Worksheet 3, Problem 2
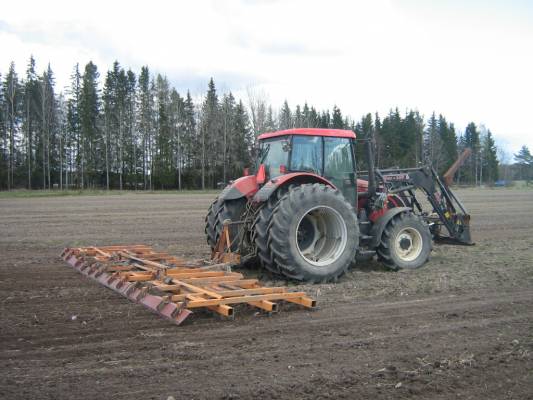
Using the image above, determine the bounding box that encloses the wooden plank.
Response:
[131,262,160,273]
[98,244,150,249]
[163,267,214,274]
[176,276,251,286]
[165,270,233,279]
[211,287,287,297]
[248,300,278,312]
[215,279,260,289]
[165,287,287,301]
[207,304,234,317]
[118,251,169,270]
[93,248,112,258]
[285,296,317,308]
[169,279,224,299]
[186,294,234,317]
[122,272,154,282]
[197,262,234,271]
[186,292,310,307]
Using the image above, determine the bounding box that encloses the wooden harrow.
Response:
[60,243,316,325]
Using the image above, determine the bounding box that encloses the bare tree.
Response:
[246,86,269,141]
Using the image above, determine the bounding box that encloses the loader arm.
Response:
[377,166,474,245]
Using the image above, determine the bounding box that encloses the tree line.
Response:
[0,56,510,191]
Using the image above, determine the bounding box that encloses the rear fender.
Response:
[219,175,259,201]
[369,207,412,249]
[253,172,336,203]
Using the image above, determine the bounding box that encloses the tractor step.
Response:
[357,250,376,257]
[60,245,316,326]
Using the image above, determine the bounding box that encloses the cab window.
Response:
[324,137,354,187]
[257,137,290,178]
[290,136,323,175]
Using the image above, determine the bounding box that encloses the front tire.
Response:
[269,183,359,282]
[377,212,432,270]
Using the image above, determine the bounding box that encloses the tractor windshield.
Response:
[257,136,290,178]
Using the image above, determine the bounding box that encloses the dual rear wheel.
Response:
[205,184,432,282]
[256,183,358,282]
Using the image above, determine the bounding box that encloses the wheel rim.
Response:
[296,206,348,267]
[394,227,423,262]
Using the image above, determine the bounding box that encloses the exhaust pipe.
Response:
[365,138,376,198]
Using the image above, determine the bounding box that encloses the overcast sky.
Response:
[1,0,532,158]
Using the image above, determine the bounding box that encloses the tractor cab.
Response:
[255,128,358,205]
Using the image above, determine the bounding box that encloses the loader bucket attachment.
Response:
[434,213,474,246]
[61,244,316,326]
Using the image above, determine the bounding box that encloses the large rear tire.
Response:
[269,183,359,282]
[376,211,432,270]
[253,188,286,274]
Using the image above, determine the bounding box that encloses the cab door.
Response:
[323,137,357,206]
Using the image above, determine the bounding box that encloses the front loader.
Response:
[205,128,473,283]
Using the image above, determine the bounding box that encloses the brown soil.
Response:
[1,189,532,400]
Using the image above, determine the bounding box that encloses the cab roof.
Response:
[258,128,356,140]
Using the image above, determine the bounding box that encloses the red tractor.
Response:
[205,128,472,283]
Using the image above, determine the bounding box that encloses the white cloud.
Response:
[1,0,532,155]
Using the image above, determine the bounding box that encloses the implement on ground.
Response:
[61,229,316,325]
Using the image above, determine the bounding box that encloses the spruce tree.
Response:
[332,105,343,129]
[79,61,100,187]
[3,62,21,190]
[221,92,236,184]
[182,90,196,186]
[22,56,40,189]
[319,110,330,128]
[66,64,82,188]
[514,145,532,183]
[294,104,303,128]
[39,64,58,189]
[200,78,220,189]
[137,66,152,189]
[481,129,498,183]
[279,100,292,130]
[0,71,4,189]
[102,63,117,189]
[309,106,318,128]
[231,100,252,178]
[153,74,172,188]
[464,122,480,184]
[302,103,310,127]
[264,106,276,132]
